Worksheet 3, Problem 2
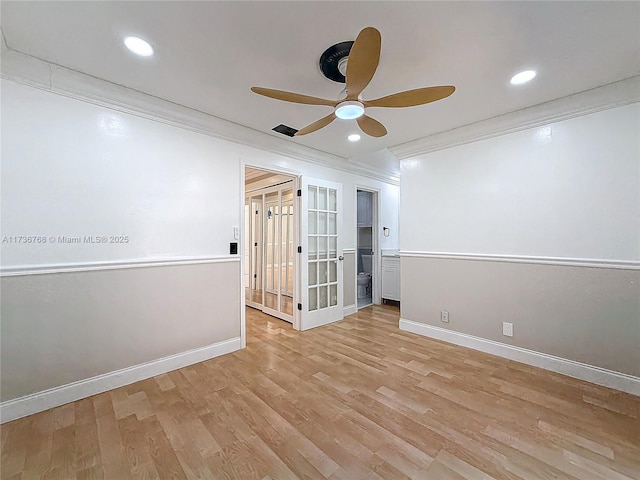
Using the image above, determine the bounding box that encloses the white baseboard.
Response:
[344,304,357,316]
[399,319,640,396]
[0,337,242,423]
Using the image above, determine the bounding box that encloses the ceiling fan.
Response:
[251,27,455,138]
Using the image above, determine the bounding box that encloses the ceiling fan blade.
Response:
[357,114,387,137]
[251,87,337,107]
[295,114,336,136]
[364,86,456,108]
[345,27,381,100]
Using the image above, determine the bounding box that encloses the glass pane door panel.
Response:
[244,203,250,303]
[265,209,274,291]
[329,236,337,258]
[308,262,317,286]
[308,186,317,209]
[308,211,317,234]
[329,189,337,211]
[318,236,327,259]
[266,202,280,294]
[265,292,277,311]
[319,286,328,309]
[319,261,328,284]
[328,213,337,235]
[329,261,337,282]
[281,298,293,316]
[249,196,263,305]
[330,284,337,306]
[308,236,317,259]
[318,212,327,234]
[318,188,327,210]
[309,288,318,311]
[281,199,294,299]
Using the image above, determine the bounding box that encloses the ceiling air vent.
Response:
[272,124,298,137]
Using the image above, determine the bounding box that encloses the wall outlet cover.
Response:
[441,310,449,323]
[503,322,513,337]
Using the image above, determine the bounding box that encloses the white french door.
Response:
[300,177,343,330]
[245,182,295,323]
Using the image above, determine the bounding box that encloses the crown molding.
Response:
[6,38,633,184]
[390,76,640,160]
[347,156,400,184]
[0,44,399,185]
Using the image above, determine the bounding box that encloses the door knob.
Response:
[338,256,344,261]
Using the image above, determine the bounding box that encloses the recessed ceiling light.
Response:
[510,70,536,85]
[335,101,365,120]
[347,134,361,142]
[124,36,154,57]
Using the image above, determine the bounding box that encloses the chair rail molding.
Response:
[399,251,640,270]
[0,255,241,277]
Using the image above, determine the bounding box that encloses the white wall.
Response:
[399,103,640,385]
[1,80,399,267]
[2,81,241,265]
[0,77,399,420]
[401,104,639,260]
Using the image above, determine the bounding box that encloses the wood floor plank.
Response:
[0,418,31,478]
[2,304,639,479]
[144,417,188,480]
[95,403,130,480]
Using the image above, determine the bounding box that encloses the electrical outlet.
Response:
[503,322,513,337]
[441,310,449,323]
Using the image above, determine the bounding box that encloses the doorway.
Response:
[356,189,377,309]
[245,167,296,323]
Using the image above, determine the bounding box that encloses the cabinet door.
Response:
[382,264,400,301]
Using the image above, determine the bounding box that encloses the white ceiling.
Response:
[2,1,639,164]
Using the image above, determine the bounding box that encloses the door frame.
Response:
[240,161,303,343]
[354,185,381,307]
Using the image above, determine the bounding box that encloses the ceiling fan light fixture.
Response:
[510,70,536,85]
[250,26,456,137]
[124,36,154,57]
[335,100,365,120]
[347,134,361,142]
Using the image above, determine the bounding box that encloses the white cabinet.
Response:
[382,256,400,301]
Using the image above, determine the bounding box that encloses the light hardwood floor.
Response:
[1,305,639,479]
